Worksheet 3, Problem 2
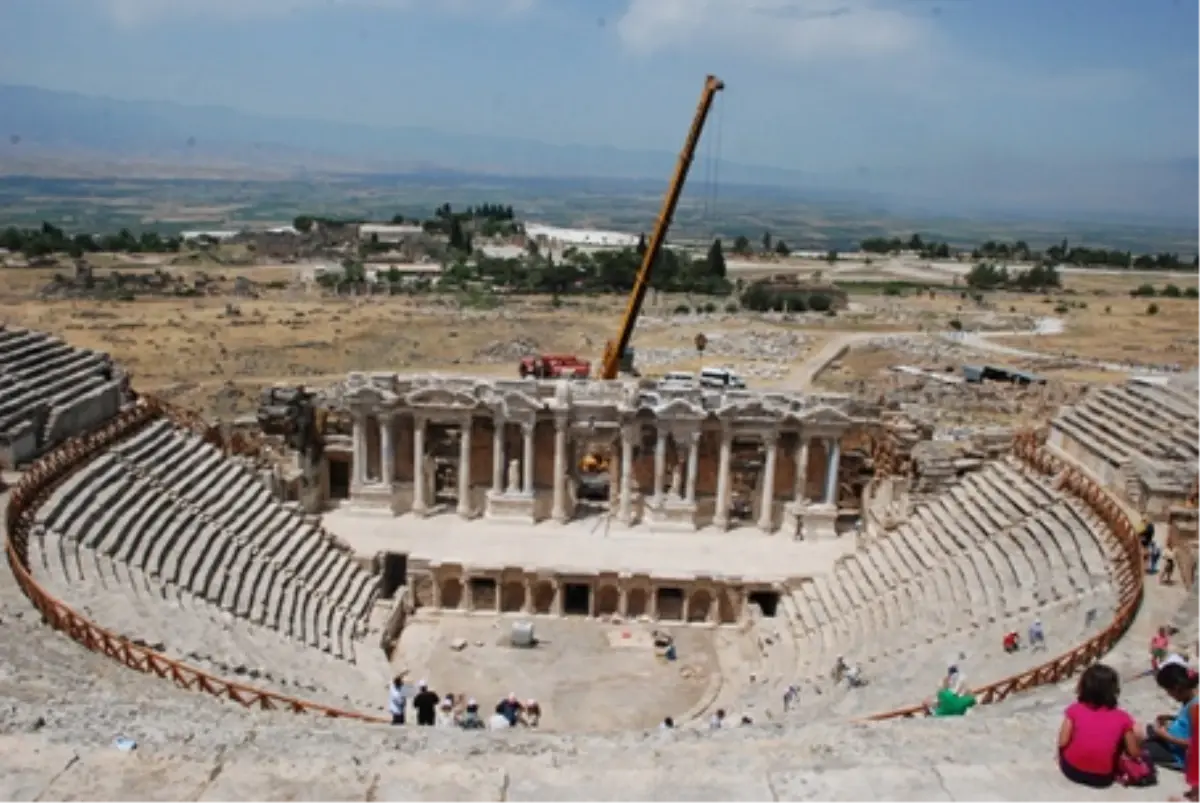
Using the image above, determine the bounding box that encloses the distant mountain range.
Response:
[0,83,1195,225]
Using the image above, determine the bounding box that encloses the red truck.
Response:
[518,354,591,379]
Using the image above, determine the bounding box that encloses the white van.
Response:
[699,367,746,389]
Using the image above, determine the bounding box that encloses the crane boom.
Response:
[598,74,724,380]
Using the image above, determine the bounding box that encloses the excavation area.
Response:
[392,615,722,732]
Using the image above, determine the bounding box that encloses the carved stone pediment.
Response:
[405,387,480,411]
[799,404,852,428]
[489,390,544,420]
[653,397,707,421]
[345,384,390,408]
[717,399,782,423]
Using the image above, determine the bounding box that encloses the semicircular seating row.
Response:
[29,417,391,714]
[702,456,1119,723]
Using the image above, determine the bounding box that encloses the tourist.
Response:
[1152,627,1173,671]
[832,656,848,684]
[783,684,799,712]
[1029,617,1046,651]
[412,680,439,727]
[457,699,485,730]
[497,693,524,727]
[925,686,976,718]
[1142,521,1157,550]
[436,697,455,728]
[1003,631,1020,654]
[1162,545,1177,585]
[844,661,865,688]
[945,665,967,695]
[522,699,542,727]
[388,675,408,726]
[1144,663,1199,772]
[661,716,675,730]
[709,709,726,730]
[1150,542,1164,575]
[1058,663,1142,789]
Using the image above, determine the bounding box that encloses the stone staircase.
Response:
[26,418,390,713]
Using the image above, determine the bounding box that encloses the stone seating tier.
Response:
[34,420,378,657]
[715,458,1118,723]
[27,529,391,714]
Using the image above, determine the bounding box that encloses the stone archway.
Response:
[595,585,620,617]
[626,587,648,619]
[716,589,737,625]
[532,580,555,614]
[441,576,463,610]
[687,589,712,623]
[500,581,525,613]
[412,574,434,608]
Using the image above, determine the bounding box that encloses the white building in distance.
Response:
[525,224,639,249]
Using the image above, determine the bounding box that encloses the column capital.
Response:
[520,418,537,436]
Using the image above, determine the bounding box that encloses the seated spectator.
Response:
[927,686,976,718]
[709,709,726,730]
[1028,618,1046,651]
[456,699,485,730]
[1145,663,1199,771]
[1003,631,1020,653]
[1058,663,1141,789]
[660,716,675,730]
[496,693,524,727]
[1163,546,1178,585]
[436,697,455,728]
[522,699,542,728]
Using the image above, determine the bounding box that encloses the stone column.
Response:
[522,421,535,496]
[351,412,366,489]
[380,412,394,487]
[824,436,842,505]
[412,415,428,514]
[552,414,568,522]
[457,416,472,517]
[521,577,534,614]
[685,431,700,504]
[618,426,635,523]
[491,418,505,494]
[713,427,733,530]
[758,431,778,532]
[652,428,667,501]
[794,435,810,503]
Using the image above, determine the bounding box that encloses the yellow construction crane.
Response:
[596,74,725,380]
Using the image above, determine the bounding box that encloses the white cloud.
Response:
[615,0,934,63]
[102,0,534,27]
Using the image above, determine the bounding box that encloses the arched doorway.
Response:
[688,589,712,623]
[440,576,463,610]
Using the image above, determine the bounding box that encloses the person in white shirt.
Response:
[388,675,408,726]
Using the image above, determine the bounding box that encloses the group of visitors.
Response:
[1002,617,1048,655]
[1142,521,1178,585]
[388,675,543,730]
[1057,661,1197,798]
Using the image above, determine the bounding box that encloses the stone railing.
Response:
[3,400,385,724]
[866,427,1144,720]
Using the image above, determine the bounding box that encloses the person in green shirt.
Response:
[931,686,977,717]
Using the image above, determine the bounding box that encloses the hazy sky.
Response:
[0,0,1196,182]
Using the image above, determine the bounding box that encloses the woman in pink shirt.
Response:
[1059,663,1142,788]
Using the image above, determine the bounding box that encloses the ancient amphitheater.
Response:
[0,322,1197,800]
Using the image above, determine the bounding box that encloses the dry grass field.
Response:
[1,258,1195,418]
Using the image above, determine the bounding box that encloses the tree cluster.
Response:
[740,282,836,313]
[859,234,951,258]
[965,262,1061,292]
[0,222,182,258]
[456,241,731,296]
[1130,283,1199,299]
